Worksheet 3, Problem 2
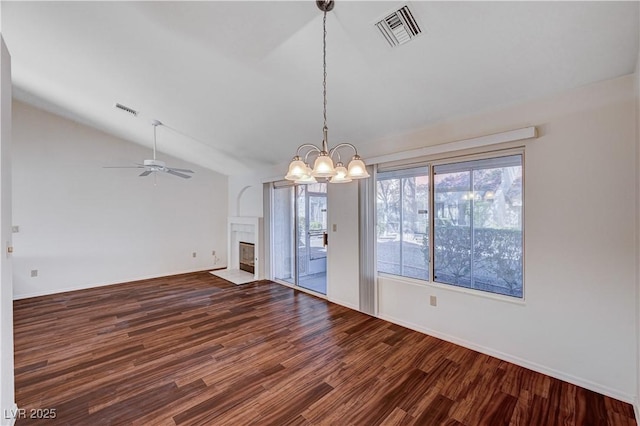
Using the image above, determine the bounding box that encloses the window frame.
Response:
[376,147,526,301]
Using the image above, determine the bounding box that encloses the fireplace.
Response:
[239,242,255,274]
[226,216,263,282]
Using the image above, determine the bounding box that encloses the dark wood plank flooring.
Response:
[13,272,637,425]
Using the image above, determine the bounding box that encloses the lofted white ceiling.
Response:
[2,1,638,176]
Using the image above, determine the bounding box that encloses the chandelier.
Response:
[285,0,370,184]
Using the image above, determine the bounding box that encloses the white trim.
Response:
[634,400,639,424]
[12,267,216,300]
[327,297,359,311]
[3,403,18,426]
[367,127,537,165]
[377,312,636,404]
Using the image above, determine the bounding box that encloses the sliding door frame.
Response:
[268,181,328,298]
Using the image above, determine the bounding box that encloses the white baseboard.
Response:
[2,403,18,426]
[377,313,636,404]
[13,267,214,300]
[327,297,359,312]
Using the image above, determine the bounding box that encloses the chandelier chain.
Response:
[284,1,370,182]
[322,9,328,136]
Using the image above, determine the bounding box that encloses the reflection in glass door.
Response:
[272,185,295,285]
[272,182,327,295]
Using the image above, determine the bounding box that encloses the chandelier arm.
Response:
[295,144,322,158]
[304,149,320,165]
[329,143,358,160]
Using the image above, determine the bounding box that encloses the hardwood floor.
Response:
[13,272,636,425]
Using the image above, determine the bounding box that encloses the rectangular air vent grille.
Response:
[115,103,138,116]
[375,5,422,47]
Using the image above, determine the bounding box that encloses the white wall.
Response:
[228,171,265,218]
[12,101,228,299]
[0,35,15,426]
[326,182,360,310]
[232,75,639,403]
[377,75,637,402]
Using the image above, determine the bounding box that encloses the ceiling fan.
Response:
[105,119,194,179]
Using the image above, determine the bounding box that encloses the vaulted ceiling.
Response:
[2,1,638,176]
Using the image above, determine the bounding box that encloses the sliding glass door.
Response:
[297,184,327,293]
[271,182,327,294]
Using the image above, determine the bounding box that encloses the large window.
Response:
[376,153,524,298]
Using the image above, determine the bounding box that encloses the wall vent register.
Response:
[114,102,138,117]
[375,5,422,47]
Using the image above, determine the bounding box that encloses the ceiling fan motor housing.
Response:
[143,159,166,169]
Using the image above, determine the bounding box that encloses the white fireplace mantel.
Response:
[227,216,263,282]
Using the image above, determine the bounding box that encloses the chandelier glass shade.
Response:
[312,152,335,178]
[284,159,307,181]
[284,0,369,184]
[330,162,351,183]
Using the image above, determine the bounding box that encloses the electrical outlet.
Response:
[31,269,38,278]
[11,226,19,233]
[429,295,437,307]
[212,250,216,256]
[192,252,197,258]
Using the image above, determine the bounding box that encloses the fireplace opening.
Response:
[239,242,255,274]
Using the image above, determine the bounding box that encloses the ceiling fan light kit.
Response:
[284,0,369,184]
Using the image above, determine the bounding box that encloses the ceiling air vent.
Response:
[375,5,422,47]
[115,103,138,117]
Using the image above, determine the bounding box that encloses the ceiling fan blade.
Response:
[167,168,194,173]
[103,166,145,169]
[166,170,192,179]
[139,170,153,177]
